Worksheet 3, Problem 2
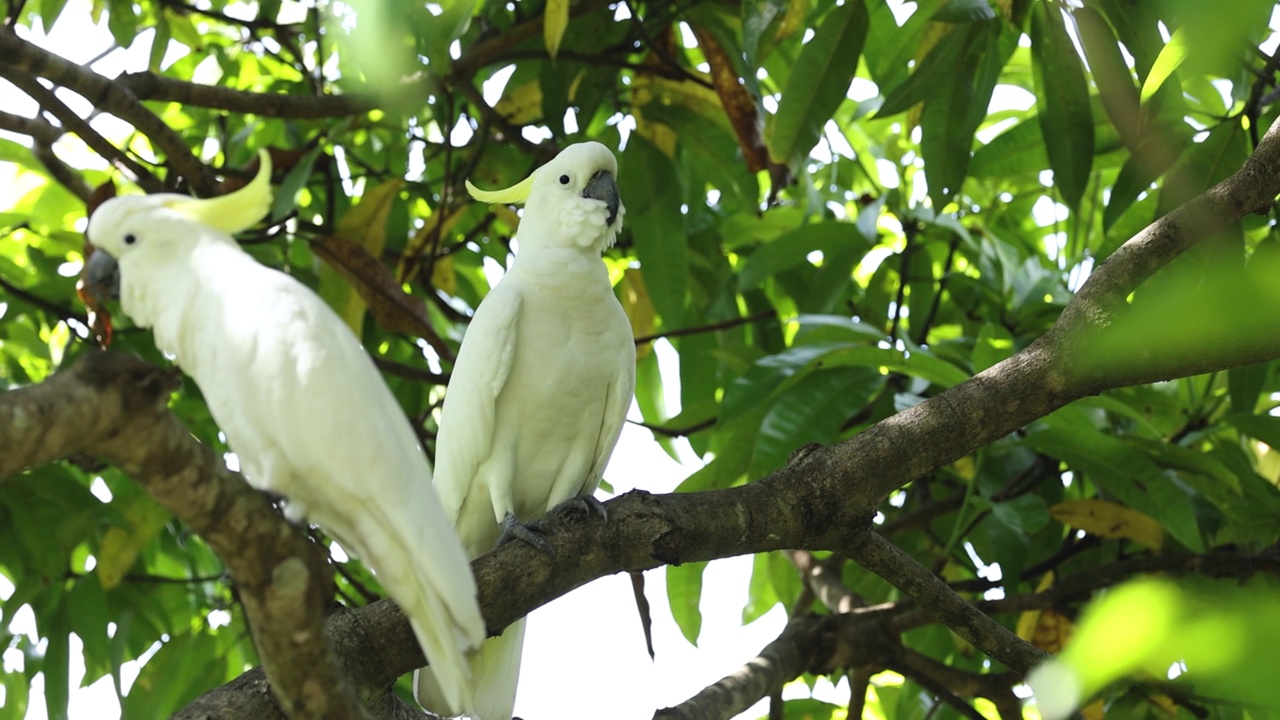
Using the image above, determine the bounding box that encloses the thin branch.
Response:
[0,68,160,190]
[0,26,217,193]
[652,616,833,720]
[373,357,448,385]
[844,530,1047,675]
[626,416,716,437]
[0,272,85,323]
[635,311,777,345]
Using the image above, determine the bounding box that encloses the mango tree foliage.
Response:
[1,0,1279,719]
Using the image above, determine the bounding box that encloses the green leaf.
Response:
[42,593,71,720]
[742,0,786,72]
[933,0,995,22]
[270,146,322,222]
[991,494,1050,535]
[666,562,706,646]
[1147,474,1204,552]
[1030,1,1094,212]
[1140,27,1190,104]
[105,0,139,47]
[720,342,854,421]
[148,15,172,72]
[1022,426,1161,516]
[750,367,882,475]
[973,321,1014,372]
[1226,414,1280,448]
[768,0,869,164]
[120,631,226,718]
[40,0,73,31]
[876,24,970,118]
[1228,364,1269,414]
[743,552,782,623]
[920,22,1006,210]
[738,222,871,290]
[621,136,688,326]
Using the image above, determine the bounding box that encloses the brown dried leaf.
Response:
[692,26,769,173]
[309,234,452,360]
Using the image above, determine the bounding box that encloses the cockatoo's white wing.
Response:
[430,280,522,552]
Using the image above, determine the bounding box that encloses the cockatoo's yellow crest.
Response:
[165,149,273,233]
[466,173,535,206]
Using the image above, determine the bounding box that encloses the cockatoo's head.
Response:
[83,150,274,309]
[466,141,624,253]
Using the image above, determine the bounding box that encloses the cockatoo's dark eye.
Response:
[558,174,570,186]
[124,234,137,245]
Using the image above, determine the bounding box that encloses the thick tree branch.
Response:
[115,71,377,118]
[0,26,216,193]
[0,352,369,720]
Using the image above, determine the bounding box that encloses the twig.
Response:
[0,273,85,323]
[845,530,1047,675]
[626,416,715,437]
[634,311,777,345]
[373,357,448,385]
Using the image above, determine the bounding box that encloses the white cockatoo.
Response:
[414,141,636,720]
[81,151,486,713]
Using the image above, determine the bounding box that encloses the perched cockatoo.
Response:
[81,151,486,713]
[414,141,636,719]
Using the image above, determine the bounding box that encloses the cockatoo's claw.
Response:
[497,512,555,557]
[549,494,608,523]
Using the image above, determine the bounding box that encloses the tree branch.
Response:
[652,616,840,720]
[845,531,1047,674]
[0,26,217,193]
[115,71,378,119]
[0,351,370,720]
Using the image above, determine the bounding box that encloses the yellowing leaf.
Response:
[492,203,522,233]
[1050,498,1165,551]
[1028,609,1074,653]
[621,268,656,361]
[431,254,457,297]
[544,0,569,59]
[1081,699,1106,720]
[97,493,171,590]
[774,0,809,43]
[1017,571,1056,641]
[397,204,465,283]
[320,179,402,335]
[495,80,543,124]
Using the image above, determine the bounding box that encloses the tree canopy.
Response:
[3,0,1280,719]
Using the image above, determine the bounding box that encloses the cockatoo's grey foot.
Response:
[549,494,608,523]
[497,512,555,556]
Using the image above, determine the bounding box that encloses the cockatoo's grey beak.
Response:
[583,171,620,227]
[85,248,121,301]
